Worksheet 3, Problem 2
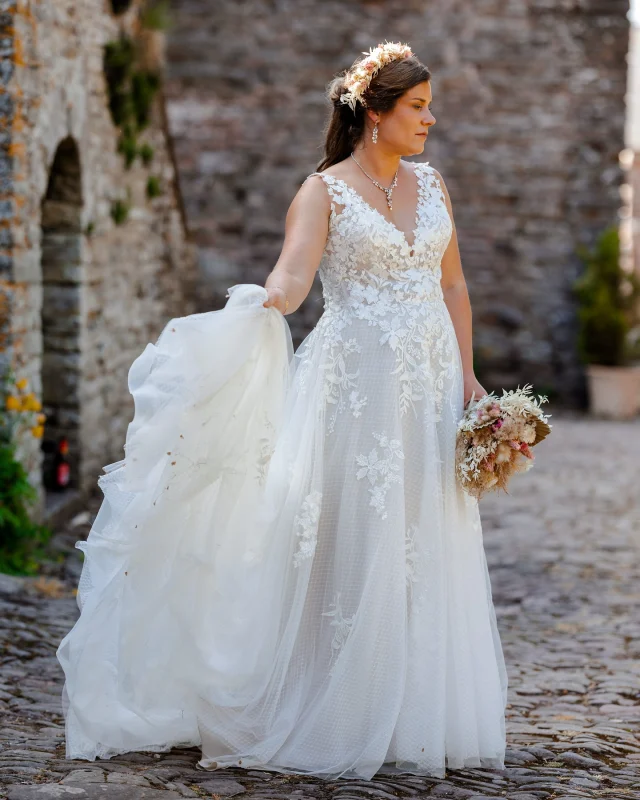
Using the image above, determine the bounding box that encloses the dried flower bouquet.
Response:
[455,384,552,499]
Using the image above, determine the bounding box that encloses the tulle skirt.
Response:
[56,283,508,780]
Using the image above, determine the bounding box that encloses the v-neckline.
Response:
[326,162,428,255]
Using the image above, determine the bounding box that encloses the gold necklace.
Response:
[350,153,400,210]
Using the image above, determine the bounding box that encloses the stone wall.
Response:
[0,0,198,514]
[164,0,630,406]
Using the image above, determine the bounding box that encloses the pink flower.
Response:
[508,440,521,450]
[520,443,533,458]
[492,419,503,430]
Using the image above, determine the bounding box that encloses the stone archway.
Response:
[40,137,83,500]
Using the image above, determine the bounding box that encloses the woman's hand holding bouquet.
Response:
[463,372,488,409]
[456,383,552,499]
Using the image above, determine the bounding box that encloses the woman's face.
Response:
[373,80,436,155]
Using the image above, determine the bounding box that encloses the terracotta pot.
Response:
[585,364,640,419]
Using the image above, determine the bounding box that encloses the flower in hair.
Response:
[340,41,414,114]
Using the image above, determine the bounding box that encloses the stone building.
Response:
[0,0,197,520]
[164,0,631,407]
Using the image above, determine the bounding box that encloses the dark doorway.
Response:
[40,137,83,510]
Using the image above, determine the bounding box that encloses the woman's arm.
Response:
[263,175,331,315]
[432,169,487,405]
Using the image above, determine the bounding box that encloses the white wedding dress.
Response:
[56,160,508,781]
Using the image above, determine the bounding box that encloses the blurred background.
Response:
[0,0,638,526]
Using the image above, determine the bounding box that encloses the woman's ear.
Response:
[365,109,380,126]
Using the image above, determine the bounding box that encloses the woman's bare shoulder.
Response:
[297,159,356,215]
[303,157,353,185]
[290,168,336,223]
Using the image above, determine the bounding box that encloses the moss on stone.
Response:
[104,34,161,166]
[138,142,155,167]
[111,197,131,225]
[146,175,162,199]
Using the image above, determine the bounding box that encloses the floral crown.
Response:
[340,41,414,114]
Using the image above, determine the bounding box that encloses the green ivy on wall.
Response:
[104,34,160,171]
[146,175,162,199]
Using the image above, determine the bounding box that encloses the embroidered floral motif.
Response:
[355,432,405,520]
[405,522,420,596]
[255,413,276,486]
[292,489,323,567]
[349,390,367,417]
[322,591,355,672]
[321,336,368,433]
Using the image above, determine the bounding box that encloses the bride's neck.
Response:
[351,146,403,183]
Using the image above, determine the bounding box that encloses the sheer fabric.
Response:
[56,161,508,781]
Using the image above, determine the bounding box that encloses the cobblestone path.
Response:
[1,412,639,799]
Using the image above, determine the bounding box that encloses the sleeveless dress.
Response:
[56,160,508,781]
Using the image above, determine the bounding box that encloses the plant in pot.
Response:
[572,225,640,419]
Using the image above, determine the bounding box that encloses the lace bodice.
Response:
[296,162,459,431]
[304,162,452,315]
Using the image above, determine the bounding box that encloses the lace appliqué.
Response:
[406,525,435,619]
[255,413,276,486]
[321,335,368,434]
[355,432,404,520]
[292,320,368,434]
[322,591,355,673]
[349,390,367,417]
[405,522,420,597]
[347,277,456,418]
[292,489,323,567]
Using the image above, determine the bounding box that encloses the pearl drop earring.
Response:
[372,121,378,144]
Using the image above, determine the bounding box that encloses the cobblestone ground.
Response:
[1,412,639,800]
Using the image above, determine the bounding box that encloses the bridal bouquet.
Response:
[455,384,552,499]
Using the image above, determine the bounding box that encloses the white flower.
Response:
[341,42,414,113]
[349,390,367,417]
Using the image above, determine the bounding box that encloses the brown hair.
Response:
[316,54,431,172]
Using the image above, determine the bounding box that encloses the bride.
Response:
[56,41,508,781]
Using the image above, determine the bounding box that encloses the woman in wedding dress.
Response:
[56,42,508,781]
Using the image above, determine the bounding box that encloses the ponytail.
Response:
[316,75,366,172]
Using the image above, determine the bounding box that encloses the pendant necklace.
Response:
[350,152,400,210]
